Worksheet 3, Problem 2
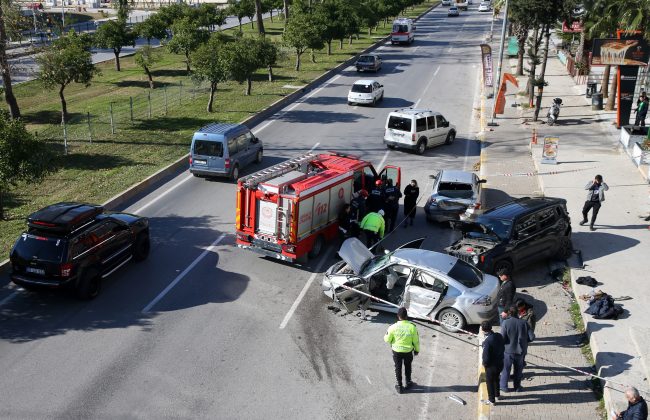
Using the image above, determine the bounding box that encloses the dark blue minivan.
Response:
[189,123,263,181]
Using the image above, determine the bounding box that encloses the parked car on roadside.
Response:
[355,54,382,72]
[189,122,263,181]
[9,202,150,299]
[322,238,499,331]
[445,197,573,275]
[425,170,486,223]
[348,79,384,106]
[384,109,456,154]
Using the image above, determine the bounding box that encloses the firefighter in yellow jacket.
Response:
[384,307,420,394]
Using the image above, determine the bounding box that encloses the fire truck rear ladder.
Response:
[240,152,317,188]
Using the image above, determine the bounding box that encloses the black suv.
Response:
[445,197,572,274]
[9,202,150,299]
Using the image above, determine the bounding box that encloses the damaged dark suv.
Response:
[445,197,572,274]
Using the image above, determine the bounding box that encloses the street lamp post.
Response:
[490,0,510,123]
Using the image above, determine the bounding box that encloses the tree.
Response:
[93,18,136,71]
[156,3,190,28]
[191,34,228,113]
[36,31,98,123]
[195,4,228,31]
[221,36,263,96]
[257,38,278,81]
[358,1,380,35]
[313,0,345,55]
[0,112,51,219]
[283,10,324,70]
[135,14,168,44]
[114,0,130,21]
[254,0,265,35]
[166,17,209,73]
[228,0,255,32]
[134,45,159,89]
[283,0,290,23]
[336,1,359,47]
[0,1,21,118]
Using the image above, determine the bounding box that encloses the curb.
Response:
[0,2,438,278]
[477,334,490,420]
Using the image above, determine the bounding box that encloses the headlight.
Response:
[472,255,479,264]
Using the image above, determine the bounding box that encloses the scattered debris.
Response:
[448,394,466,405]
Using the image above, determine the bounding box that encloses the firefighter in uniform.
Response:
[384,307,420,394]
[384,179,402,232]
[367,180,386,213]
[360,209,385,248]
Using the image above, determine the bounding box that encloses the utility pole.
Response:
[490,0,510,123]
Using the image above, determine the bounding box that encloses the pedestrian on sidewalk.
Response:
[481,321,505,406]
[612,386,647,419]
[496,269,516,327]
[403,179,419,228]
[499,306,531,393]
[635,93,648,127]
[516,298,537,368]
[384,307,420,394]
[581,175,609,231]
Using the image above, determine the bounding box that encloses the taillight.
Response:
[60,263,73,277]
[411,133,416,142]
[225,158,231,169]
[189,156,193,165]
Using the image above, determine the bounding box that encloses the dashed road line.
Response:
[134,174,193,214]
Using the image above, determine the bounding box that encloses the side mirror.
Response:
[429,174,437,179]
[252,136,259,143]
[379,84,384,88]
[478,179,487,184]
[444,121,450,127]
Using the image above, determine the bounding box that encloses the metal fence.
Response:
[36,79,211,152]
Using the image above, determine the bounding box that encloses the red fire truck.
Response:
[235,152,401,263]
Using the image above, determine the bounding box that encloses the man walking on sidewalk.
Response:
[482,321,505,406]
[384,307,420,394]
[581,174,609,231]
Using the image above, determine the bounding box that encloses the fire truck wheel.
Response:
[308,235,325,259]
[230,165,239,182]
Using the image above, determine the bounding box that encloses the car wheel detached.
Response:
[438,308,466,332]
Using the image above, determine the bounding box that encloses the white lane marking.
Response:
[414,99,421,108]
[414,66,440,108]
[309,142,320,152]
[433,66,441,77]
[0,290,20,308]
[366,376,372,385]
[447,46,453,53]
[133,173,193,214]
[141,233,226,313]
[255,120,274,133]
[279,248,332,329]
[305,74,342,100]
[377,149,390,170]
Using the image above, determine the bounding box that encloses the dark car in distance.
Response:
[355,54,382,72]
[9,202,150,299]
[445,197,572,274]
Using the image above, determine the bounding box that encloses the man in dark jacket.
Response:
[481,321,505,405]
[613,387,647,419]
[384,179,402,232]
[499,306,532,392]
[367,180,386,213]
[496,270,516,327]
[516,298,537,368]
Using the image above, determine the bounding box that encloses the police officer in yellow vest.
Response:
[384,307,420,394]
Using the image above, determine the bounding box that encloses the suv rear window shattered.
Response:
[388,116,412,132]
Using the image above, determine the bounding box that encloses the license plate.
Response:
[194,159,207,165]
[26,267,45,275]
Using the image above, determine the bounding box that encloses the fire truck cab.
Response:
[235,152,400,263]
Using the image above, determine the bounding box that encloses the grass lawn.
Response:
[1,1,437,257]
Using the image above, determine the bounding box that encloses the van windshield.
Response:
[351,84,372,93]
[194,140,223,157]
[388,116,412,132]
[393,24,409,33]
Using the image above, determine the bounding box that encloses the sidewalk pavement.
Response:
[476,52,602,419]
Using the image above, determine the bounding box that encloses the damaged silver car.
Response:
[321,238,499,331]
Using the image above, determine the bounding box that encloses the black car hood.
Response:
[450,220,498,238]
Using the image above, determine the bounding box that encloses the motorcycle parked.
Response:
[547,97,563,126]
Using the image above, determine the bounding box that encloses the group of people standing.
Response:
[337,178,420,250]
[482,270,537,406]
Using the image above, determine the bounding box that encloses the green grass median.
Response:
[1,1,437,257]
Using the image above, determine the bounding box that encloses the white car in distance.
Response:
[347,80,384,106]
[478,2,491,12]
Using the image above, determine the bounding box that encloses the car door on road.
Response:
[403,270,446,318]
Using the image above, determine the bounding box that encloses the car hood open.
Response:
[338,238,374,275]
[451,220,498,238]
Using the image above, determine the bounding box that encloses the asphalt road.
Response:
[0,5,493,419]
